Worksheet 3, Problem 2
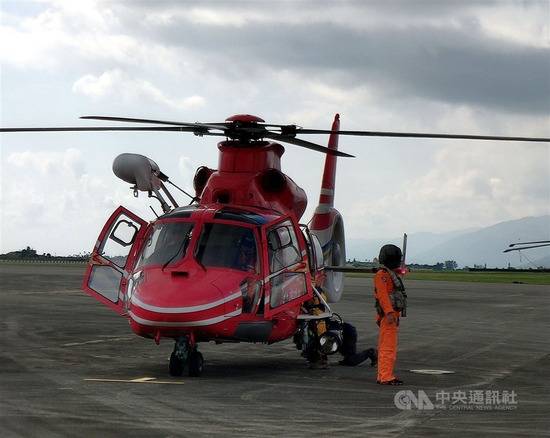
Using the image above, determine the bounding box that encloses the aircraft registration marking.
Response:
[84,377,185,385]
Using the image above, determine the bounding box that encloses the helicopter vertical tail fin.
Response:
[318,113,340,208]
[310,114,346,303]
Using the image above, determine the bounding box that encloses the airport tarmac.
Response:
[1,263,549,437]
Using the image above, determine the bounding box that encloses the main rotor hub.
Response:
[225,114,265,123]
[224,114,267,142]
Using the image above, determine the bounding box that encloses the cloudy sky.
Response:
[1,0,549,255]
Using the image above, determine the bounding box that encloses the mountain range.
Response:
[346,215,550,268]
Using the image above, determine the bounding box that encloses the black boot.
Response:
[366,348,377,367]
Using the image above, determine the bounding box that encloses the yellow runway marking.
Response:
[84,377,185,385]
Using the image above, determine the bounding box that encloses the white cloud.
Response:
[174,155,196,198]
[346,143,550,238]
[72,70,121,98]
[178,155,194,178]
[1,148,153,255]
[136,1,549,49]
[476,2,550,48]
[1,0,549,255]
[31,0,119,32]
[72,69,205,109]
[188,8,256,27]
[0,14,64,69]
[0,1,187,72]
[7,147,84,176]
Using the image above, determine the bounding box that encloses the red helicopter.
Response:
[84,113,350,377]
[2,114,548,376]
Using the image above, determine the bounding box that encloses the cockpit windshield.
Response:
[135,221,193,270]
[196,223,258,272]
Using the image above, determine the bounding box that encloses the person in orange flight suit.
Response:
[374,244,407,385]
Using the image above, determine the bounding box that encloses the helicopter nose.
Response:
[127,272,242,329]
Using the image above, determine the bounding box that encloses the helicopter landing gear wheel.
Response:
[188,349,204,377]
[169,336,190,377]
[169,351,185,377]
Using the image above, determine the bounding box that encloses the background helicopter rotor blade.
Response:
[294,128,550,143]
[503,243,550,253]
[264,132,354,157]
[0,126,221,133]
[325,266,376,273]
[508,240,550,247]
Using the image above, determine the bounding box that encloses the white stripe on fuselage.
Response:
[130,290,241,314]
[314,204,332,214]
[128,308,242,327]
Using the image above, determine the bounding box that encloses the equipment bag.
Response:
[376,266,408,317]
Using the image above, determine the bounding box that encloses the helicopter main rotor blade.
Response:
[81,115,227,131]
[0,126,223,133]
[263,132,354,157]
[295,129,550,143]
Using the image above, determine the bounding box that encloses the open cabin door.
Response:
[263,219,313,319]
[82,206,147,315]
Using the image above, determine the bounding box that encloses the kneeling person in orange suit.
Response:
[374,244,407,385]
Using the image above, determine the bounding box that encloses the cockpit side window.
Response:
[196,223,258,272]
[267,220,301,273]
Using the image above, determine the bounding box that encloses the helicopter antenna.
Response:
[149,205,160,218]
[149,190,171,213]
[166,179,197,203]
[159,181,179,209]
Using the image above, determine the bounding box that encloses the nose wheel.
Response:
[169,351,185,377]
[188,350,204,377]
[169,336,204,377]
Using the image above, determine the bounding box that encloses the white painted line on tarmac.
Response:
[63,336,134,347]
[409,369,455,375]
[130,377,156,382]
[84,377,185,385]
